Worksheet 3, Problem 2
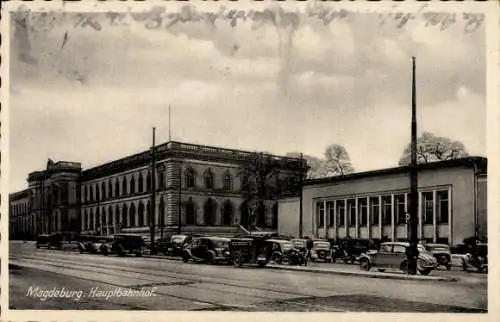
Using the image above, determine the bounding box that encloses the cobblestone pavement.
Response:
[9,242,487,312]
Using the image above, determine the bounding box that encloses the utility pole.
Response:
[299,153,304,238]
[408,57,419,275]
[150,127,157,255]
[178,161,182,234]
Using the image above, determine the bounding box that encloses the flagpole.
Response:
[169,105,172,141]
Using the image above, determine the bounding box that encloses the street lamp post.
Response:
[408,57,419,275]
[299,153,304,238]
[150,127,157,255]
[178,161,182,234]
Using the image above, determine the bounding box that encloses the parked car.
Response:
[100,234,145,257]
[269,239,306,266]
[423,243,452,270]
[229,236,270,268]
[182,236,231,264]
[160,235,193,257]
[461,242,488,273]
[310,240,332,262]
[78,236,113,254]
[359,242,438,275]
[36,234,51,249]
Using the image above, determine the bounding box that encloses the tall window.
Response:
[347,199,356,227]
[185,199,195,225]
[271,203,278,229]
[115,180,120,197]
[122,177,128,196]
[146,201,151,227]
[101,182,106,200]
[223,200,234,226]
[89,208,94,230]
[96,185,100,202]
[138,202,144,227]
[185,168,195,188]
[337,200,345,226]
[108,206,113,225]
[204,198,216,225]
[122,204,128,227]
[84,186,88,202]
[159,198,165,228]
[204,169,214,189]
[146,172,152,192]
[138,174,144,193]
[89,185,94,202]
[382,196,392,225]
[129,203,136,227]
[223,172,233,191]
[108,181,112,199]
[423,192,434,224]
[115,205,120,227]
[130,176,136,194]
[159,171,165,189]
[370,197,380,225]
[394,194,406,224]
[327,201,334,227]
[317,202,325,227]
[83,210,88,230]
[437,190,449,224]
[359,198,368,227]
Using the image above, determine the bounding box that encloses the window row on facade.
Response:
[82,168,236,203]
[316,189,450,228]
[11,202,30,216]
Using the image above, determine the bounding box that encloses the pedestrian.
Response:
[306,236,314,262]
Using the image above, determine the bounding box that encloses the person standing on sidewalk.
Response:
[306,236,314,263]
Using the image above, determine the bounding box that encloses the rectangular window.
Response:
[359,198,368,227]
[317,202,325,227]
[437,190,449,224]
[347,199,356,227]
[370,197,380,225]
[423,192,434,224]
[394,194,406,225]
[382,196,392,225]
[337,200,345,227]
[327,201,334,227]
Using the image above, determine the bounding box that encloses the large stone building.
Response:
[278,157,487,246]
[10,141,303,239]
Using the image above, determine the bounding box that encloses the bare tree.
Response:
[323,144,355,176]
[398,132,469,166]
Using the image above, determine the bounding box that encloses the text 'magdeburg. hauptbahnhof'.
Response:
[9,140,487,246]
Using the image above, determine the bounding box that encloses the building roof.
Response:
[304,156,487,186]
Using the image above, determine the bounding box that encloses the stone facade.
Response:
[10,141,303,239]
[278,157,487,246]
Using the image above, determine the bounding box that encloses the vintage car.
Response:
[291,239,307,253]
[161,235,194,257]
[182,236,231,264]
[229,236,270,268]
[310,240,333,262]
[269,239,307,266]
[78,236,113,254]
[461,242,488,273]
[423,243,452,270]
[40,233,64,249]
[36,234,51,249]
[100,234,145,257]
[359,242,438,275]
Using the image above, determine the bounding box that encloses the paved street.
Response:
[9,241,487,312]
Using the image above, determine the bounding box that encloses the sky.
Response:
[8,3,487,192]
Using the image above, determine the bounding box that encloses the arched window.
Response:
[122,177,128,196]
[158,171,165,189]
[204,169,214,189]
[223,172,233,191]
[83,209,88,230]
[84,186,88,202]
[101,182,106,200]
[115,205,120,226]
[130,175,136,194]
[89,208,94,230]
[115,180,120,197]
[146,172,152,192]
[108,181,112,199]
[96,185,100,202]
[185,168,195,188]
[108,206,113,225]
[122,204,128,227]
[257,202,266,227]
[185,198,195,226]
[138,173,144,193]
[203,198,216,226]
[159,198,165,228]
[129,203,136,227]
[146,201,151,227]
[89,185,94,202]
[138,202,144,227]
[101,208,105,229]
[240,201,249,228]
[271,203,278,229]
[223,200,234,226]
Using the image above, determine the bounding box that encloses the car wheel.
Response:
[233,253,242,268]
[419,269,431,276]
[377,268,386,272]
[182,253,190,263]
[207,251,216,265]
[462,260,468,272]
[272,254,282,265]
[360,258,371,271]
[400,261,409,274]
[446,264,452,271]
[258,261,266,268]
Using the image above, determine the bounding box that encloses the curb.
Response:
[266,265,458,282]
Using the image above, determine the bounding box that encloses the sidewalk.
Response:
[266,264,458,282]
